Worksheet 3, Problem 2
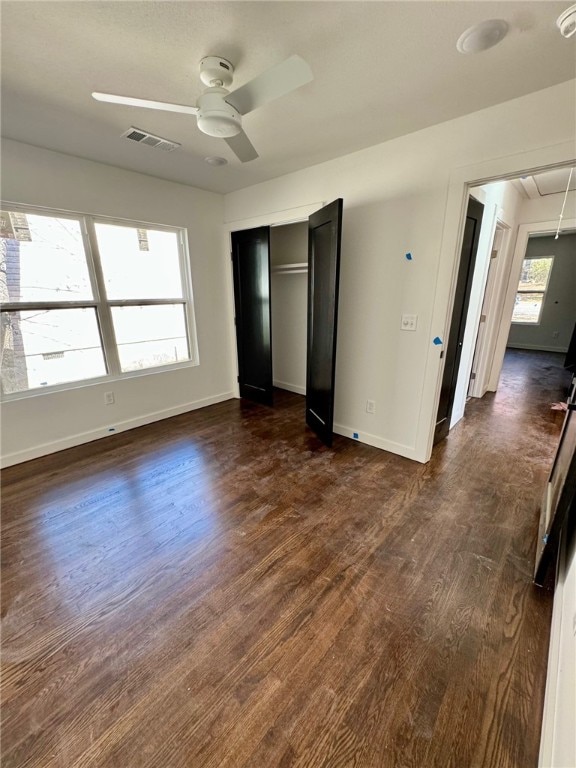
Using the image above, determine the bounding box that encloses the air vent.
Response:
[121,126,180,152]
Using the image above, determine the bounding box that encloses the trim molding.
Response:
[1,391,235,468]
[333,423,422,463]
[506,343,569,354]
[273,380,306,396]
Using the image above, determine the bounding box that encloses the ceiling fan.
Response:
[92,55,313,163]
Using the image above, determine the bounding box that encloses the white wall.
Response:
[224,81,576,462]
[539,516,576,768]
[1,139,233,466]
[270,223,308,394]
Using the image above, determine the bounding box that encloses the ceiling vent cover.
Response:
[121,126,180,152]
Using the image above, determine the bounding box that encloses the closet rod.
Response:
[272,262,308,274]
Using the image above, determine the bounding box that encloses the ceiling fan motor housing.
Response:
[199,56,234,88]
[197,87,242,138]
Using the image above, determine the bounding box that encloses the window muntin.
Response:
[1,205,196,398]
[511,256,554,325]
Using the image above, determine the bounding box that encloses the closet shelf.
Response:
[272,262,308,274]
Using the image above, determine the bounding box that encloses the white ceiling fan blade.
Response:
[92,92,198,115]
[225,55,312,116]
[224,131,259,163]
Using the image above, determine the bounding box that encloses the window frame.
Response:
[510,254,554,326]
[1,202,199,401]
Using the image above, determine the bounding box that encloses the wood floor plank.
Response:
[1,350,570,767]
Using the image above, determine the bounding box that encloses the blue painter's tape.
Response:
[405,252,413,261]
[433,336,443,346]
[353,432,359,440]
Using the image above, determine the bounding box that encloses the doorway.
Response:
[433,163,576,448]
[230,199,343,446]
[434,195,484,444]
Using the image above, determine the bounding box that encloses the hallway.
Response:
[1,349,570,767]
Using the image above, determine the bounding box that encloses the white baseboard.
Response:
[333,423,423,463]
[273,380,306,396]
[1,391,235,468]
[507,343,568,353]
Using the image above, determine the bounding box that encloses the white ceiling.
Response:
[2,1,575,194]
[513,167,576,198]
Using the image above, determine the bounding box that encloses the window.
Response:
[1,206,197,397]
[511,255,554,325]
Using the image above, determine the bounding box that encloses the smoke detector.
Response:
[456,19,509,54]
[557,4,576,38]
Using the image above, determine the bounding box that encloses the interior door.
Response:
[434,196,484,444]
[306,199,343,446]
[231,226,273,406]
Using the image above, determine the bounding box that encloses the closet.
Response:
[231,199,343,445]
[269,222,308,396]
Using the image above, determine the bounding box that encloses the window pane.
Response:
[0,211,92,302]
[111,304,189,372]
[94,223,184,300]
[517,257,553,292]
[1,308,106,394]
[511,292,544,324]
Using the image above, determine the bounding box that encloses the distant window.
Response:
[1,206,197,397]
[511,256,554,325]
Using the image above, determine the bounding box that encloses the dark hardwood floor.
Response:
[1,349,571,767]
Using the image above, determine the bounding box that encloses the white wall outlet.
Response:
[401,314,418,331]
[366,399,376,414]
[104,391,115,405]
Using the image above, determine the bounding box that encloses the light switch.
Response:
[401,314,418,331]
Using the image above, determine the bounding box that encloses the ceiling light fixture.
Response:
[204,156,228,166]
[557,3,576,37]
[456,19,509,54]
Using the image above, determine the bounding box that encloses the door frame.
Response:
[225,202,325,398]
[419,141,575,462]
[467,219,511,399]
[434,195,485,444]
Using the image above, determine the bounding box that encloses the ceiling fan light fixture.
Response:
[456,19,509,54]
[197,113,242,138]
[197,87,242,138]
[91,54,312,163]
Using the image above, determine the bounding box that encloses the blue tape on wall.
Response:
[433,336,443,345]
[405,252,413,261]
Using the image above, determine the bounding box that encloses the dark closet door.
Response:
[306,199,343,446]
[231,226,273,406]
[434,196,484,444]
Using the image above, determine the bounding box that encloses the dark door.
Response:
[306,199,343,446]
[434,196,484,444]
[231,226,273,406]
